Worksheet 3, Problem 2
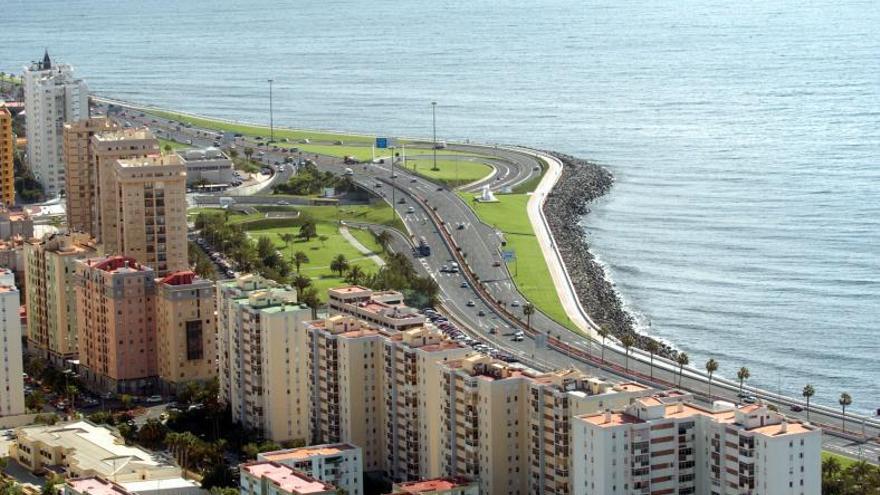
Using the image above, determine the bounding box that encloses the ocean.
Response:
[3,0,878,413]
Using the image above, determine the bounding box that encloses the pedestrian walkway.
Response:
[339,226,385,267]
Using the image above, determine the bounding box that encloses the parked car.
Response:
[145,395,163,404]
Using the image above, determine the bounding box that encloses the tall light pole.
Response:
[390,146,396,224]
[268,79,275,143]
[431,101,438,171]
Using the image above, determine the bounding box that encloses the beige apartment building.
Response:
[75,256,158,394]
[387,478,479,495]
[437,356,656,495]
[109,155,188,276]
[155,271,216,394]
[62,117,116,233]
[217,274,311,442]
[572,397,821,495]
[23,233,97,365]
[91,128,159,245]
[0,102,14,207]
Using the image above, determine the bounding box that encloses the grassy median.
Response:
[458,193,577,332]
[404,158,493,187]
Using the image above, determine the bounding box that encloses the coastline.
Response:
[542,152,678,360]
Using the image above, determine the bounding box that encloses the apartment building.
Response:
[74,256,157,394]
[62,117,116,233]
[23,232,97,365]
[381,326,472,480]
[240,461,337,495]
[22,52,89,196]
[387,478,479,495]
[109,155,188,276]
[0,276,24,417]
[90,128,159,245]
[572,396,821,495]
[65,476,203,495]
[327,286,425,331]
[0,101,14,206]
[0,208,33,240]
[11,420,183,482]
[436,355,657,495]
[217,274,311,442]
[155,271,216,394]
[258,444,363,495]
[305,315,385,471]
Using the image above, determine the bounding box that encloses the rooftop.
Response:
[66,477,133,495]
[85,256,151,275]
[93,129,155,142]
[242,462,334,495]
[259,443,359,463]
[392,478,475,494]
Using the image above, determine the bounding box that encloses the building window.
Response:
[186,320,204,360]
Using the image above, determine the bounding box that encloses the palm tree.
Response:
[522,303,535,333]
[737,367,750,399]
[676,352,689,387]
[279,233,296,250]
[839,392,852,432]
[376,230,392,252]
[646,340,659,380]
[346,265,365,285]
[243,147,254,163]
[620,334,636,373]
[621,334,635,373]
[291,274,312,293]
[299,287,320,319]
[330,254,349,277]
[802,384,815,421]
[597,325,610,364]
[292,251,309,273]
[705,359,719,400]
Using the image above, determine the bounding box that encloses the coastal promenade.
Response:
[94,95,880,463]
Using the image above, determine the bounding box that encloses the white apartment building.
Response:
[326,286,425,331]
[572,397,821,495]
[258,444,363,495]
[23,52,89,196]
[217,274,312,442]
[0,273,24,417]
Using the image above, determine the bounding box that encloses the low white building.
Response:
[572,397,821,495]
[178,148,234,186]
[258,444,362,495]
[66,476,204,495]
[240,461,336,495]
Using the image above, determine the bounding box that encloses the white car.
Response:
[145,395,163,404]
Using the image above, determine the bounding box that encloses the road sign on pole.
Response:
[502,250,516,262]
[376,137,388,149]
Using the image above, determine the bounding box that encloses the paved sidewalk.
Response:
[522,149,597,339]
[339,226,385,267]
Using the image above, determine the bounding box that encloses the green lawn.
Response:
[822,451,860,469]
[145,109,375,144]
[458,192,578,332]
[159,138,191,151]
[403,158,494,187]
[190,203,400,299]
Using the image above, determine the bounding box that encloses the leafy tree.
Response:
[299,287,321,319]
[330,254,349,277]
[299,221,317,242]
[318,235,329,247]
[138,418,169,448]
[120,394,133,409]
[280,233,296,249]
[26,389,46,412]
[376,230,392,252]
[163,144,173,154]
[202,462,238,490]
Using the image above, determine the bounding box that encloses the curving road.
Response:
[93,97,880,463]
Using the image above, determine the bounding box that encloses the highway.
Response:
[93,96,880,463]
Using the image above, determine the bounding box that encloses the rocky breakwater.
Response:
[543,152,677,360]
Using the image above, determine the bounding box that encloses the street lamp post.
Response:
[431,102,438,171]
[268,79,275,143]
[390,146,396,223]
